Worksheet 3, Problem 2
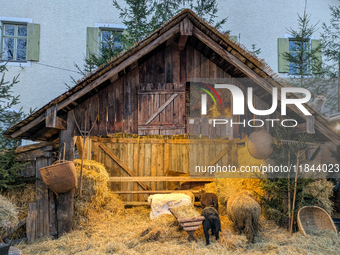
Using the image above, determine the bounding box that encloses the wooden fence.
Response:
[88,137,244,202]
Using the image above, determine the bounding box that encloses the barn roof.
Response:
[4,9,340,144]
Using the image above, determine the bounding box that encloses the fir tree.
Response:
[190,0,227,29]
[113,0,154,44]
[149,0,184,31]
[0,61,26,189]
[282,10,337,114]
[321,2,340,111]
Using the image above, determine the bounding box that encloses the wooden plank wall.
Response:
[72,42,257,137]
[94,138,233,202]
[27,155,57,242]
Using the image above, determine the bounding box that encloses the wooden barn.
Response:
[4,9,340,241]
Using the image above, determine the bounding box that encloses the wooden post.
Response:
[57,111,75,237]
[35,157,49,239]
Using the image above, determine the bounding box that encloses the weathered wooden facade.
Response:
[4,9,340,240]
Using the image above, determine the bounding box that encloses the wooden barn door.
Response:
[138,83,186,135]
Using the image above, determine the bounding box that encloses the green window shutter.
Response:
[278,38,289,73]
[86,27,100,59]
[230,35,238,43]
[26,23,40,61]
[311,39,322,74]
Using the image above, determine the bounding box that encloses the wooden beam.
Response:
[15,146,54,162]
[144,94,178,124]
[45,105,58,128]
[11,114,45,139]
[99,142,152,191]
[26,203,37,242]
[192,26,340,145]
[57,111,75,238]
[138,124,185,130]
[15,141,52,154]
[178,17,193,51]
[109,177,215,182]
[112,190,200,194]
[207,144,231,166]
[138,89,185,94]
[306,115,315,134]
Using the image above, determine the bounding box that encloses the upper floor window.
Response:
[278,37,321,75]
[100,28,124,51]
[86,24,126,60]
[2,23,27,61]
[0,18,40,63]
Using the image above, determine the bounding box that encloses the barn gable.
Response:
[4,9,340,144]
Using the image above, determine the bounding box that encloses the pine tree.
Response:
[321,3,340,111]
[282,11,337,114]
[190,0,227,29]
[149,0,184,31]
[0,61,25,189]
[113,0,154,44]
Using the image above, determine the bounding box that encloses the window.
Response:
[86,24,126,59]
[288,39,309,74]
[100,28,124,51]
[0,19,40,63]
[2,24,27,61]
[278,37,321,74]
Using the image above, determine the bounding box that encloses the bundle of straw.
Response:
[0,195,19,231]
[73,159,125,227]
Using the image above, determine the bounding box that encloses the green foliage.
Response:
[251,44,261,56]
[258,126,323,231]
[283,11,340,114]
[0,61,26,189]
[321,2,340,112]
[190,0,226,29]
[113,0,154,44]
[149,0,184,32]
[283,13,322,78]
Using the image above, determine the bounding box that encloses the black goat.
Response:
[201,207,221,245]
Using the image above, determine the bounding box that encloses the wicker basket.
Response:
[297,206,338,236]
[39,161,78,194]
[247,130,274,159]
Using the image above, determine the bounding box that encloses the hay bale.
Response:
[73,159,125,227]
[0,195,19,231]
[247,130,274,159]
[303,179,334,215]
[226,191,261,243]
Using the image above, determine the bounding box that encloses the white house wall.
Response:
[1,0,338,112]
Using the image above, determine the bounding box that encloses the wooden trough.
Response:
[169,208,204,241]
[297,206,338,236]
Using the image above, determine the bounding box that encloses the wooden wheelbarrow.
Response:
[169,208,205,241]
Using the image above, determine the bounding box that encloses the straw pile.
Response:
[0,195,19,231]
[213,179,264,215]
[303,179,334,215]
[2,184,36,221]
[1,184,36,239]
[16,206,340,255]
[73,159,125,228]
[170,204,200,219]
